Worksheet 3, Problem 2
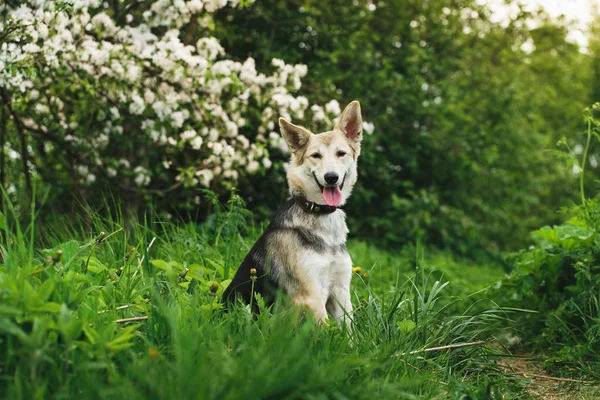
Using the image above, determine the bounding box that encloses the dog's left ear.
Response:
[279,117,312,154]
[335,101,362,143]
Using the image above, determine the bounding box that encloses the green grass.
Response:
[0,197,531,399]
[348,240,505,297]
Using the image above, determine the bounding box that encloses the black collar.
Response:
[294,196,339,215]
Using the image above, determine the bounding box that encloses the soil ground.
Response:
[501,354,600,399]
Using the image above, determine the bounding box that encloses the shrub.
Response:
[0,0,340,214]
[497,105,600,377]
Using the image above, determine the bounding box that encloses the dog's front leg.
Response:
[327,285,353,327]
[326,254,354,328]
[292,291,327,323]
[288,258,330,323]
[292,294,328,323]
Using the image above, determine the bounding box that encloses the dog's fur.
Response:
[222,101,363,324]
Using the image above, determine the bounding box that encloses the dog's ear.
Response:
[279,117,312,154]
[335,101,362,143]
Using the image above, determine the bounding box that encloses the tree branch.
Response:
[184,13,200,45]
[0,103,6,204]
[0,88,32,197]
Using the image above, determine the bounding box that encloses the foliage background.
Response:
[3,0,599,259]
[215,0,598,257]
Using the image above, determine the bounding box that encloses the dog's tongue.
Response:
[323,186,342,207]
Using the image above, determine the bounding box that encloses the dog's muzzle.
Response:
[313,172,345,191]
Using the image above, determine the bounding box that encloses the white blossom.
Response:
[77,165,89,176]
[181,130,196,141]
[325,100,341,115]
[0,0,339,193]
[362,121,375,135]
[129,93,145,115]
[190,136,203,150]
[171,111,185,128]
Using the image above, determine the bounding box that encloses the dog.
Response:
[222,101,363,325]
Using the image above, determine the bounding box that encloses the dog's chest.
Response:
[301,244,352,295]
[296,210,349,247]
[296,212,352,289]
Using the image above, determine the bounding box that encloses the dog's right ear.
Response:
[279,118,312,154]
[336,101,362,144]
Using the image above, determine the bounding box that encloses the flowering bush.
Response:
[0,0,343,202]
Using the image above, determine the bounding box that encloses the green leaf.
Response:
[106,325,139,353]
[30,302,63,313]
[0,317,29,342]
[555,225,593,242]
[82,256,108,274]
[205,258,222,271]
[57,304,82,342]
[151,259,169,270]
[36,279,55,303]
[532,226,558,244]
[59,240,81,262]
[43,240,81,265]
[200,303,223,311]
[0,304,24,318]
[397,319,417,334]
[83,324,102,346]
[219,279,232,293]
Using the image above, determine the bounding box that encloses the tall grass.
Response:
[0,194,523,399]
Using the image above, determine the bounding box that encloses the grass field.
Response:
[0,196,597,399]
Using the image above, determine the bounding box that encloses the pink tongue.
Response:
[323,186,342,206]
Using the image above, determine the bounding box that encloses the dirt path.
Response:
[501,354,600,399]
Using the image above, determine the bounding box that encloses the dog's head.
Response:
[279,101,363,207]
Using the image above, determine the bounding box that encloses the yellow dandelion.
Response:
[148,348,160,359]
[352,266,362,273]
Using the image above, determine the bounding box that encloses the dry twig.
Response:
[115,316,148,324]
[97,300,151,315]
[396,340,486,357]
[515,373,594,384]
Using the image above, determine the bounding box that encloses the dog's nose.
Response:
[324,172,339,185]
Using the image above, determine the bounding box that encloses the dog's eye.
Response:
[336,151,347,157]
[311,153,322,159]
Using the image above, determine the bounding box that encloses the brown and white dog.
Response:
[222,101,363,325]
